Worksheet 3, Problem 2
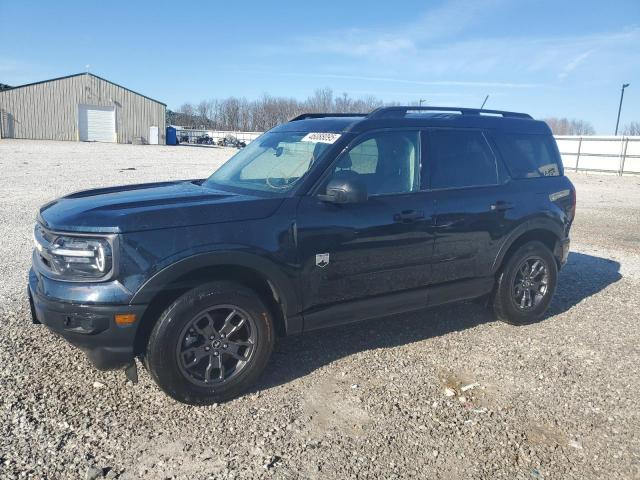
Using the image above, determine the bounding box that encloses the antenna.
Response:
[480,95,489,109]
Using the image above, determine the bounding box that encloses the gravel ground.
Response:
[1,140,639,479]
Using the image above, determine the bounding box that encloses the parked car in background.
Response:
[28,106,575,405]
[196,135,214,145]
[218,135,246,148]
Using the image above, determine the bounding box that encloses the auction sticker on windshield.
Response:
[301,132,341,144]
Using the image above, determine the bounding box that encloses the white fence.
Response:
[207,130,262,143]
[173,127,262,144]
[555,136,640,175]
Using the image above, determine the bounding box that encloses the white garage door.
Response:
[78,105,116,142]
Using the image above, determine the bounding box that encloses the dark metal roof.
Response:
[368,105,532,119]
[290,112,368,121]
[279,106,549,135]
[0,72,166,106]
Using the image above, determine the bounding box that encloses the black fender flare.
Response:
[130,251,301,332]
[491,217,564,273]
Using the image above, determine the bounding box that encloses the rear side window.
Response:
[424,129,498,189]
[493,133,562,178]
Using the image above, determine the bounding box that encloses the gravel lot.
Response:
[1,139,639,479]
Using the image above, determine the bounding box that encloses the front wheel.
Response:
[493,241,558,325]
[145,281,275,405]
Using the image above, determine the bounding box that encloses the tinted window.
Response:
[493,133,562,178]
[327,131,420,195]
[425,129,498,189]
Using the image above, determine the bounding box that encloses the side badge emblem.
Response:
[315,253,330,268]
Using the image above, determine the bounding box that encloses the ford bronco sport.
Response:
[28,106,575,404]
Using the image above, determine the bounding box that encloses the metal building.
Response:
[0,73,166,144]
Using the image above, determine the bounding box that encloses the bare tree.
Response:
[205,100,218,129]
[168,103,198,127]
[305,87,334,112]
[196,100,210,128]
[178,88,572,131]
[569,119,596,135]
[544,117,595,135]
[179,103,195,118]
[622,122,640,136]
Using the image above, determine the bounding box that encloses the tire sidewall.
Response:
[147,282,274,405]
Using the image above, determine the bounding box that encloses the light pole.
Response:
[615,83,630,136]
[419,99,426,107]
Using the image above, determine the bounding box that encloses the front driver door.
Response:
[295,130,436,330]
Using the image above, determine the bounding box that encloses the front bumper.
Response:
[28,269,147,370]
[557,237,570,267]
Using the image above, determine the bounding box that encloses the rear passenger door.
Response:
[423,128,518,283]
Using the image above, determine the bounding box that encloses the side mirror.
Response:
[318,177,367,204]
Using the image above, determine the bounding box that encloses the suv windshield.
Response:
[204,132,337,193]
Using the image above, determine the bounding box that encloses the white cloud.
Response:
[558,50,595,80]
[299,0,499,59]
[302,31,415,57]
[285,72,541,89]
[270,6,640,89]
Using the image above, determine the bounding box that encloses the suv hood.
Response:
[38,180,283,233]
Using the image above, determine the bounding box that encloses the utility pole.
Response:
[615,83,630,136]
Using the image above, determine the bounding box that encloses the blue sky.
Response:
[1,0,638,133]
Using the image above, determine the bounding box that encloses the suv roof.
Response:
[273,106,551,136]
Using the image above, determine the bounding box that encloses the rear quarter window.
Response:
[493,133,563,178]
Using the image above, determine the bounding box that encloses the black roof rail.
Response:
[367,106,532,120]
[290,112,368,121]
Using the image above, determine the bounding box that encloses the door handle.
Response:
[394,210,425,223]
[490,201,514,212]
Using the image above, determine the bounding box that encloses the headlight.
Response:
[34,226,115,281]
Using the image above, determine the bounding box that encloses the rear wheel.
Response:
[145,281,274,405]
[493,241,558,325]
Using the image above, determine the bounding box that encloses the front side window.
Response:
[493,133,562,178]
[204,132,334,193]
[424,129,498,189]
[325,131,420,196]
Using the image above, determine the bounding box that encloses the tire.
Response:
[145,281,275,405]
[493,241,558,325]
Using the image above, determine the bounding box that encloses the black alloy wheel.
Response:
[176,306,256,386]
[511,256,549,310]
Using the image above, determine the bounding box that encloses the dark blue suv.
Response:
[28,106,575,404]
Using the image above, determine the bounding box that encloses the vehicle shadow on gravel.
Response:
[549,251,621,315]
[253,251,621,392]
